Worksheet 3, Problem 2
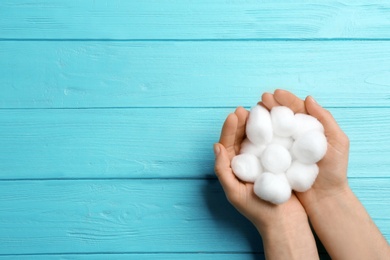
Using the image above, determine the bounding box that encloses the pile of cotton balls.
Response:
[231,105,327,204]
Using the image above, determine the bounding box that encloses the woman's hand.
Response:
[214,106,319,259]
[261,89,390,259]
[261,89,350,207]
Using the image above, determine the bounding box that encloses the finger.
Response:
[234,106,249,153]
[219,113,238,159]
[273,89,307,114]
[260,92,281,110]
[214,143,239,195]
[305,96,342,135]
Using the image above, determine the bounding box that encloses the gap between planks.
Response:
[0,38,390,42]
[0,176,386,182]
[1,106,390,110]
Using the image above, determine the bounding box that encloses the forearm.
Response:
[306,186,390,259]
[258,214,319,260]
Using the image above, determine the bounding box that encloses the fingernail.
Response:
[213,143,220,156]
[309,96,318,104]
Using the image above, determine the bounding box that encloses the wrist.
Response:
[298,181,351,215]
[257,211,319,260]
[301,184,390,259]
[252,202,308,235]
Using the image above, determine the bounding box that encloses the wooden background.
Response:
[0,0,389,259]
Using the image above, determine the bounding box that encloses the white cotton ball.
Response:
[240,138,266,158]
[231,154,262,183]
[254,172,292,204]
[293,113,324,140]
[261,144,292,173]
[271,106,297,137]
[246,105,273,145]
[271,135,294,150]
[292,130,327,164]
[285,161,319,192]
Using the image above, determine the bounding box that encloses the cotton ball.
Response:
[261,144,292,173]
[271,135,294,150]
[285,161,319,192]
[240,138,266,158]
[254,172,292,204]
[293,113,324,139]
[271,106,297,137]
[292,130,327,164]
[231,154,262,182]
[246,105,273,145]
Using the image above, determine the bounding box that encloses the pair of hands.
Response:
[214,89,350,236]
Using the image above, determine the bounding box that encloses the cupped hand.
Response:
[261,89,350,208]
[214,106,308,234]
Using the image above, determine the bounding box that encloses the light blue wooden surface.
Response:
[1,0,390,40]
[2,41,390,108]
[0,108,389,179]
[0,1,389,259]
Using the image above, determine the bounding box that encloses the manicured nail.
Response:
[213,143,220,156]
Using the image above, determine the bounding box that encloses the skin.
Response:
[262,89,390,259]
[214,106,319,259]
[214,89,390,259]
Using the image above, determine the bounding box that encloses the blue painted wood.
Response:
[0,179,387,254]
[1,41,390,108]
[1,0,390,39]
[0,254,337,260]
[0,253,335,259]
[0,254,266,260]
[0,108,388,179]
[0,179,260,254]
[0,0,389,258]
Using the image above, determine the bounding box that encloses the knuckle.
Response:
[226,192,239,205]
[226,190,243,207]
[214,164,222,176]
[342,134,350,147]
[323,108,332,117]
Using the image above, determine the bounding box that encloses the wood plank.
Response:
[1,41,390,108]
[0,179,387,254]
[0,253,332,259]
[0,108,388,179]
[0,254,266,260]
[1,1,390,39]
[0,179,261,254]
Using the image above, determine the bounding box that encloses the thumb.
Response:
[214,143,237,194]
[305,96,343,136]
[304,96,350,153]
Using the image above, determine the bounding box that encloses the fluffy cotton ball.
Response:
[292,130,327,164]
[240,138,266,158]
[293,113,324,139]
[246,105,273,145]
[230,104,327,205]
[254,172,292,204]
[285,161,319,192]
[231,154,262,182]
[271,135,294,150]
[261,144,292,173]
[271,106,297,137]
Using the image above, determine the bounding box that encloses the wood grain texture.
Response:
[0,179,387,255]
[0,179,260,254]
[0,253,334,259]
[1,0,390,39]
[1,41,390,108]
[0,108,388,179]
[0,254,266,260]
[1,0,389,258]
